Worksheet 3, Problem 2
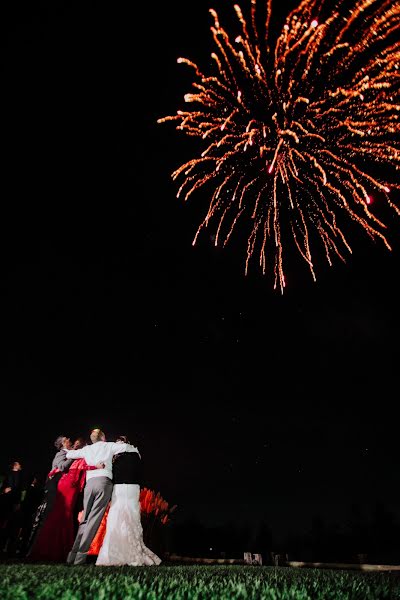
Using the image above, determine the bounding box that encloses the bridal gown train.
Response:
[96,483,161,566]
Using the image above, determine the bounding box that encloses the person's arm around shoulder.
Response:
[111,442,140,456]
[66,447,86,460]
[53,450,75,472]
[125,444,141,459]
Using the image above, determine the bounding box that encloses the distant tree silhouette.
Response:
[368,501,399,564]
[169,502,400,564]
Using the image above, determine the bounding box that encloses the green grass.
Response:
[0,563,399,599]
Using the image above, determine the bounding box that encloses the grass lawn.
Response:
[0,563,399,599]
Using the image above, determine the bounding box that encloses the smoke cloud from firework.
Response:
[158,0,400,291]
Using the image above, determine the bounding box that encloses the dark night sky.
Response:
[0,0,399,544]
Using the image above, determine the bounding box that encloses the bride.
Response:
[95,435,161,567]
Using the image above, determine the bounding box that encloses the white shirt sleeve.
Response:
[66,448,86,459]
[110,442,138,455]
[125,443,139,454]
[110,442,127,455]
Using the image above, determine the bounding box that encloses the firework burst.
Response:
[158,0,400,291]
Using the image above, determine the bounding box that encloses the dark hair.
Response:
[74,437,86,448]
[116,435,129,444]
[54,435,66,450]
[112,435,130,464]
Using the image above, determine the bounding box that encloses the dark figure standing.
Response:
[0,461,24,553]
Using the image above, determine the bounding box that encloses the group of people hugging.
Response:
[26,428,161,566]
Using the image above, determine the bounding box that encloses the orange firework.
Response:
[158,0,400,291]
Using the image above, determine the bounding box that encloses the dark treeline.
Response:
[168,502,400,565]
[1,456,399,567]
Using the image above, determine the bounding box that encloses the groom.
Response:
[65,428,136,565]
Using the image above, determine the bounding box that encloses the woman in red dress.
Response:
[29,437,100,562]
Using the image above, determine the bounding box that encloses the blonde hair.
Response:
[90,429,105,443]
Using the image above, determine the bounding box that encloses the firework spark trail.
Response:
[158,0,400,292]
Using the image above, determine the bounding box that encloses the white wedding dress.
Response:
[96,484,161,566]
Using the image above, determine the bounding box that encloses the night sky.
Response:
[0,0,399,546]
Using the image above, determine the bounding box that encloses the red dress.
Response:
[29,459,92,562]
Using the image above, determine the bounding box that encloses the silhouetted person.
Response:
[16,475,43,556]
[0,461,24,553]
